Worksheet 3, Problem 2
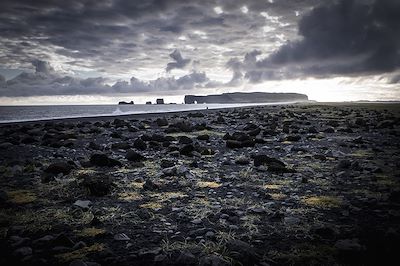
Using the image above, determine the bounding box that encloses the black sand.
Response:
[1,102,400,265]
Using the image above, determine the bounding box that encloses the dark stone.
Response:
[285,135,302,142]
[179,136,193,144]
[197,134,210,141]
[314,226,336,240]
[0,190,8,204]
[53,233,75,248]
[388,191,400,203]
[324,127,335,133]
[247,128,261,136]
[88,142,102,151]
[113,118,129,128]
[21,136,37,144]
[111,142,131,150]
[308,126,318,133]
[44,162,73,176]
[337,159,352,169]
[110,131,122,138]
[177,251,197,265]
[254,155,284,167]
[141,134,152,141]
[151,134,167,142]
[188,112,205,118]
[253,154,294,173]
[226,140,242,149]
[90,154,122,167]
[82,174,113,196]
[170,121,192,132]
[180,144,194,156]
[156,118,168,127]
[126,150,146,162]
[160,160,175,168]
[314,154,327,161]
[143,180,160,191]
[225,240,259,265]
[199,255,230,266]
[133,138,147,150]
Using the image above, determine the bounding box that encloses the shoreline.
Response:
[1,101,399,126]
[0,101,303,125]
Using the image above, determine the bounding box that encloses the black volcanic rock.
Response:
[82,174,114,196]
[126,150,146,162]
[253,154,294,173]
[44,162,73,176]
[90,153,122,167]
[185,92,308,104]
[133,138,147,150]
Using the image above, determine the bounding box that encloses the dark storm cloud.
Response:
[0,0,308,70]
[166,49,191,72]
[32,59,55,74]
[238,0,400,82]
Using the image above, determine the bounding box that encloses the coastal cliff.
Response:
[184,92,308,104]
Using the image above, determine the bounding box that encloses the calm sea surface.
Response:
[0,102,294,123]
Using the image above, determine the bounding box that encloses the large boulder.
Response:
[253,154,294,173]
[133,138,147,150]
[81,174,114,196]
[90,153,122,167]
[126,150,146,162]
[42,162,74,182]
[44,162,73,176]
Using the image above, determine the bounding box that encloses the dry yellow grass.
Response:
[139,202,162,210]
[118,191,142,201]
[56,243,105,261]
[128,181,144,189]
[197,181,221,188]
[302,196,342,208]
[270,193,286,200]
[77,227,106,237]
[6,190,37,204]
[264,184,282,190]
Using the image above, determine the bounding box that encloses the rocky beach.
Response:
[0,102,400,266]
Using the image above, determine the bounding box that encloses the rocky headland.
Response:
[0,102,399,266]
[184,92,308,104]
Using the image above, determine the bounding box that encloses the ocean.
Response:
[0,102,297,123]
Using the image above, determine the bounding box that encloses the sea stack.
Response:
[118,101,134,105]
[146,101,152,105]
[156,98,164,104]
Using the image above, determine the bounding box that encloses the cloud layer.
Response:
[0,0,399,97]
[0,60,210,97]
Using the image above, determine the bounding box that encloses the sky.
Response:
[0,0,399,104]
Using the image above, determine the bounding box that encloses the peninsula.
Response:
[184,92,308,104]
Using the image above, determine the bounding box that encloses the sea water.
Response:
[0,102,295,123]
